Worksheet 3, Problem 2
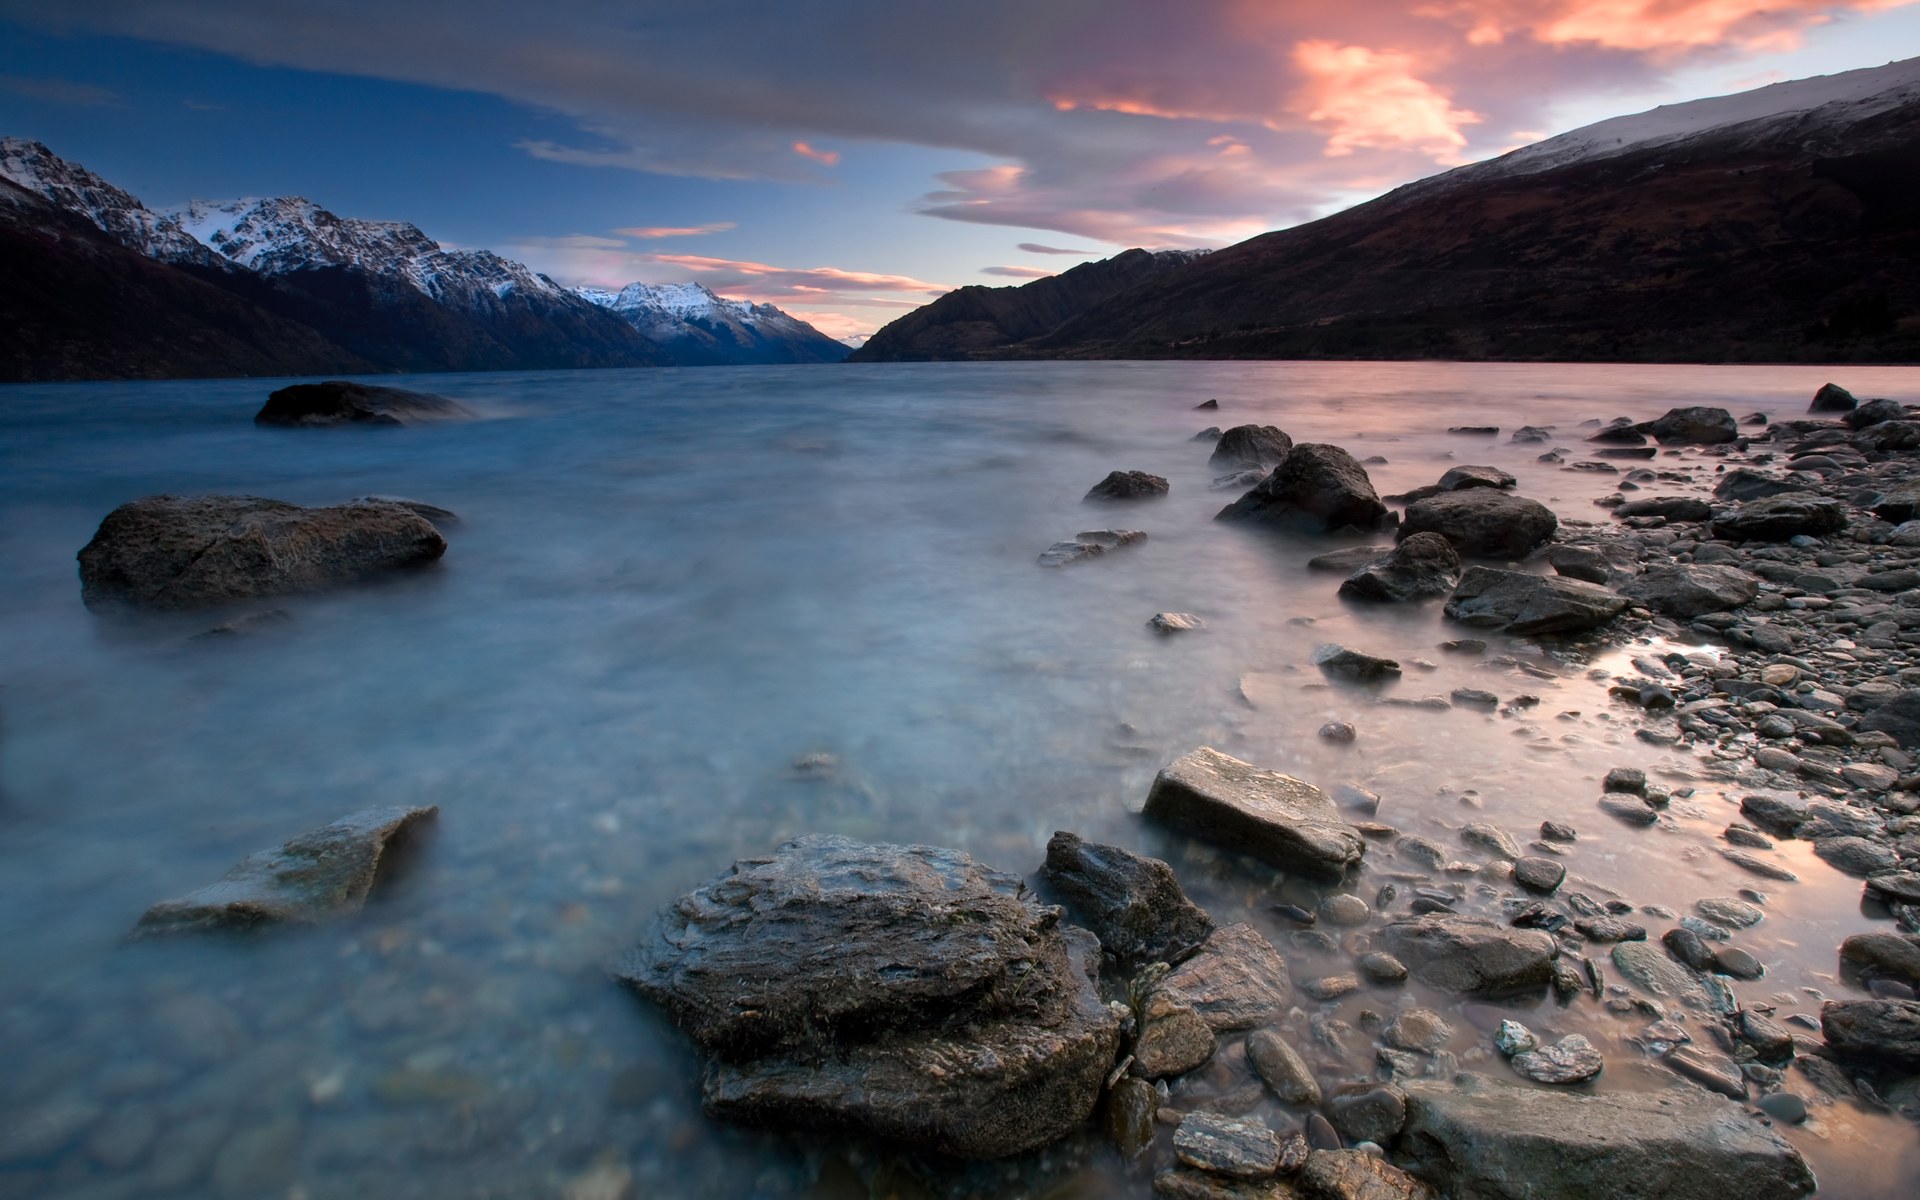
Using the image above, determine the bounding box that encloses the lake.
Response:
[3,360,1919,1198]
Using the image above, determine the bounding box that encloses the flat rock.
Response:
[1041,831,1214,969]
[1859,690,1920,749]
[1299,1149,1435,1200]
[77,495,448,611]
[1613,496,1712,521]
[1695,897,1763,929]
[1399,1083,1816,1200]
[1399,490,1558,559]
[1635,406,1737,445]
[1513,856,1566,893]
[255,380,472,426]
[1821,998,1920,1070]
[1210,425,1294,471]
[1867,871,1920,903]
[136,806,436,935]
[1135,989,1217,1078]
[1711,494,1847,542]
[1310,546,1391,573]
[1038,529,1146,567]
[1153,1168,1293,1199]
[1157,923,1292,1031]
[1172,1112,1280,1178]
[1377,915,1556,997]
[1145,747,1365,879]
[1611,941,1731,1013]
[1313,644,1402,682]
[1813,835,1897,877]
[1438,465,1516,491]
[1247,1028,1322,1105]
[1085,470,1170,501]
[1216,443,1390,534]
[618,835,1122,1159]
[1623,565,1759,618]
[1339,532,1462,603]
[1328,1084,1409,1144]
[1511,1034,1604,1084]
[1444,567,1627,636]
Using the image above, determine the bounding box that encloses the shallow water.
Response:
[3,361,1920,1199]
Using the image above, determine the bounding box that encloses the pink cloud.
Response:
[613,221,736,238]
[1018,241,1099,255]
[981,265,1056,278]
[1292,41,1483,161]
[792,140,840,166]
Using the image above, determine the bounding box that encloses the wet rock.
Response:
[1210,425,1295,471]
[1510,425,1553,443]
[1598,796,1658,827]
[1635,406,1737,445]
[256,379,472,426]
[1173,1111,1282,1177]
[1248,1029,1322,1105]
[1711,495,1847,542]
[1860,691,1920,749]
[77,494,447,611]
[1158,923,1294,1031]
[1739,795,1808,836]
[1041,831,1214,970]
[1612,942,1729,1013]
[1444,567,1627,635]
[1086,470,1170,501]
[1377,915,1556,997]
[1106,1076,1158,1158]
[1338,533,1462,603]
[1136,990,1218,1078]
[1438,464,1516,491]
[1038,529,1146,566]
[1399,1082,1816,1200]
[1382,1009,1454,1054]
[616,835,1123,1159]
[1328,1084,1408,1143]
[1843,933,1920,987]
[1720,849,1797,882]
[1216,444,1391,534]
[1613,496,1712,521]
[1664,1047,1748,1099]
[1151,612,1206,633]
[1757,1092,1808,1124]
[1695,897,1764,929]
[1320,894,1371,927]
[1145,747,1366,879]
[1662,928,1716,972]
[1399,490,1557,559]
[1845,397,1905,429]
[1623,565,1759,618]
[1451,687,1499,708]
[1513,857,1566,894]
[1302,975,1361,1001]
[1867,872,1920,904]
[1311,546,1392,573]
[1741,1012,1795,1063]
[1153,1168,1292,1199]
[1711,947,1765,980]
[1460,822,1521,860]
[1313,644,1402,682]
[1318,722,1356,744]
[1359,953,1409,984]
[1821,998,1920,1070]
[1300,1149,1435,1200]
[1812,835,1897,877]
[1511,1034,1603,1084]
[136,805,437,935]
[1494,1020,1537,1056]
[1810,382,1857,412]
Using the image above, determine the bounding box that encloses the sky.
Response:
[1,2,1917,344]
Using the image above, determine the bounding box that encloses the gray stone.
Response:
[618,835,1123,1158]
[1511,1034,1604,1084]
[1612,941,1729,1013]
[1106,1076,1157,1159]
[1085,470,1170,501]
[1038,529,1146,567]
[1845,397,1906,429]
[1042,831,1214,969]
[1614,496,1712,521]
[1821,998,1920,1069]
[256,379,472,426]
[1739,794,1808,835]
[1359,953,1408,983]
[1216,443,1390,534]
[1810,382,1857,412]
[1711,946,1765,980]
[1445,567,1627,635]
[1843,933,1920,987]
[136,805,437,935]
[1328,1085,1408,1144]
[1513,857,1566,894]
[1158,923,1292,1031]
[1635,407,1737,445]
[1720,849,1798,881]
[1145,747,1366,879]
[1605,766,1647,793]
[1438,465,1516,491]
[1399,1083,1816,1200]
[1313,644,1403,682]
[1298,1150,1435,1200]
[1135,989,1217,1078]
[1867,871,1920,903]
[1712,495,1847,542]
[1695,897,1764,929]
[1382,1009,1454,1053]
[1494,1020,1537,1055]
[1860,690,1920,749]
[1150,612,1206,633]
[1662,928,1716,972]
[1339,532,1462,603]
[1173,1112,1281,1178]
[1812,836,1897,877]
[1460,822,1521,860]
[1320,894,1371,927]
[1758,1092,1808,1124]
[1377,915,1556,997]
[1548,544,1611,584]
[1400,490,1558,559]
[1310,546,1392,573]
[1247,1028,1321,1106]
[1623,565,1759,618]
[1211,425,1295,471]
[1664,1047,1748,1099]
[1599,795,1659,827]
[77,494,447,611]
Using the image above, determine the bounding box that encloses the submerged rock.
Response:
[1377,915,1556,997]
[1173,1112,1281,1177]
[77,495,447,612]
[255,380,473,426]
[1144,747,1366,879]
[1037,528,1146,567]
[1338,532,1462,603]
[1041,831,1214,969]
[616,835,1122,1159]
[1312,643,1403,682]
[136,806,436,935]
[1085,470,1170,502]
[1398,1082,1816,1200]
[1215,444,1390,534]
[1398,490,1558,559]
[1210,425,1294,471]
[1444,566,1627,635]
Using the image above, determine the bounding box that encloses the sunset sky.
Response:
[1,1,1916,342]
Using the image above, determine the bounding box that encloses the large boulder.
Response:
[1873,482,1920,524]
[1844,397,1905,430]
[1855,420,1920,452]
[1635,406,1738,445]
[1377,915,1556,997]
[135,806,437,935]
[1810,382,1857,412]
[1437,465,1516,491]
[76,495,447,612]
[617,835,1122,1159]
[1398,491,1557,559]
[1154,923,1293,1031]
[1444,566,1627,635]
[1144,747,1365,879]
[1710,494,1847,542]
[1821,998,1920,1070]
[255,380,473,426]
[1339,532,1462,603]
[1084,470,1169,502]
[1215,444,1390,534]
[1714,470,1803,503]
[1040,831,1214,970]
[1397,1082,1817,1200]
[1622,564,1759,618]
[1209,425,1294,471]
[1860,690,1920,748]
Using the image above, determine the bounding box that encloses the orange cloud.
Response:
[613,221,735,238]
[1293,41,1483,161]
[646,253,946,294]
[1418,0,1916,56]
[792,140,840,166]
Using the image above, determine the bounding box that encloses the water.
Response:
[3,361,1919,1198]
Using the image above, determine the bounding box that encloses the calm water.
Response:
[3,361,1919,1199]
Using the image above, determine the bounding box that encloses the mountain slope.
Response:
[847,249,1204,362]
[576,282,848,365]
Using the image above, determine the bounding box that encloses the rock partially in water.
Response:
[1338,533,1462,603]
[1153,1168,1293,1198]
[1328,1084,1408,1143]
[1845,397,1906,429]
[617,835,1123,1159]
[1299,1149,1435,1200]
[1611,941,1732,1014]
[1216,443,1390,534]
[1312,644,1402,682]
[1711,495,1847,542]
[1842,933,1920,988]
[1106,1076,1157,1159]
[1399,1082,1817,1200]
[1041,831,1214,970]
[1145,747,1366,879]
[1821,999,1920,1070]
[1510,1034,1603,1084]
[1513,857,1566,894]
[1134,989,1217,1078]
[1377,915,1556,997]
[1635,406,1737,445]
[1399,490,1558,559]
[1810,382,1857,412]
[1664,1047,1748,1099]
[77,495,448,612]
[1623,565,1759,618]
[1210,425,1295,471]
[1172,1111,1281,1177]
[135,805,436,935]
[1151,612,1207,634]
[1037,529,1146,567]
[255,380,473,427]
[1248,1028,1321,1105]
[1613,496,1712,522]
[1155,923,1293,1031]
[1086,470,1170,502]
[1444,567,1627,636]
[1438,465,1516,491]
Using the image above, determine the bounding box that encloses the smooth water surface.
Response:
[4,361,1920,1198]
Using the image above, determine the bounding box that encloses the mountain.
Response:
[846,249,1205,361]
[576,282,848,364]
[855,58,1920,364]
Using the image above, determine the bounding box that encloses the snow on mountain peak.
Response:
[0,137,229,268]
[574,280,847,362]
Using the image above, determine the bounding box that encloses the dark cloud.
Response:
[0,74,118,106]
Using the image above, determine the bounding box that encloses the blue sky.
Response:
[2,2,1916,342]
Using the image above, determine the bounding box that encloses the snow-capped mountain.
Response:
[0,137,231,270]
[576,281,848,364]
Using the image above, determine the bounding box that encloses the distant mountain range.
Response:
[0,139,846,381]
[854,57,1920,364]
